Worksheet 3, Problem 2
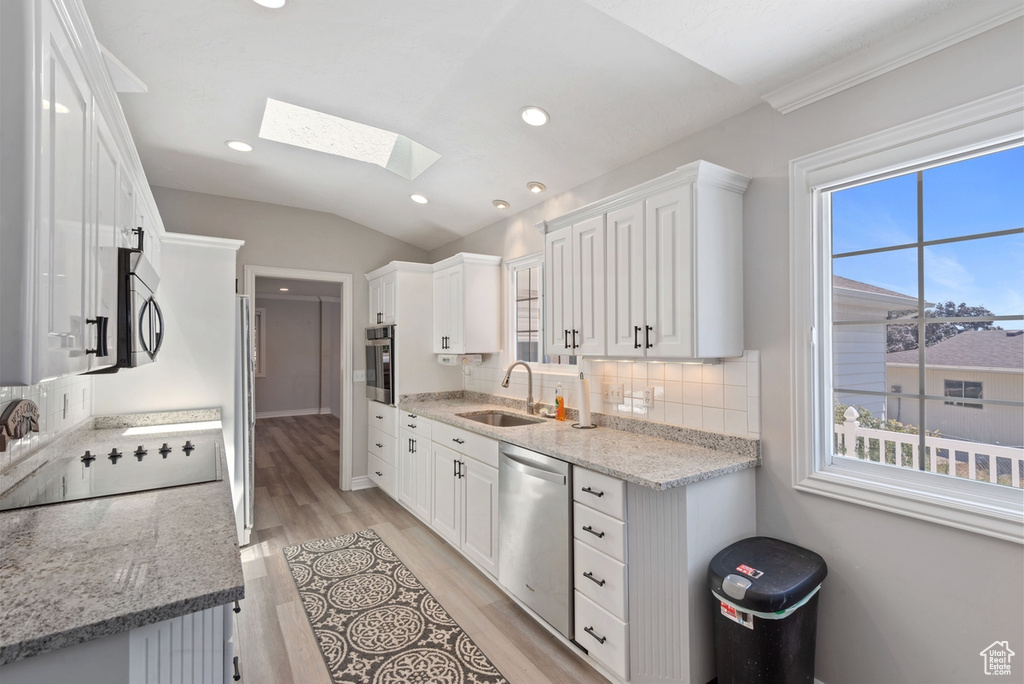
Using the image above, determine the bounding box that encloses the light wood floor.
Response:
[236,414,606,684]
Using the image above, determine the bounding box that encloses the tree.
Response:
[885,301,1001,353]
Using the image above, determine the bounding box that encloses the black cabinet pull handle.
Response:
[375,470,383,477]
[411,439,416,454]
[233,656,241,682]
[452,438,465,445]
[453,459,459,477]
[584,626,606,644]
[233,600,241,614]
[86,316,109,356]
[459,460,466,479]
[582,525,605,538]
[408,423,417,429]
[581,486,604,497]
[633,325,641,349]
[407,414,417,419]
[645,325,653,349]
[108,448,122,464]
[572,329,579,349]
[583,571,606,587]
[375,443,383,448]
[376,415,383,420]
[564,329,570,349]
[81,450,96,467]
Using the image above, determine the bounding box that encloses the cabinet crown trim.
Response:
[432,252,503,271]
[537,160,750,235]
[366,261,433,280]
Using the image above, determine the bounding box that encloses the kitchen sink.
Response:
[456,411,544,427]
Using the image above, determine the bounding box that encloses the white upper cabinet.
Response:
[432,253,501,354]
[367,269,396,326]
[542,161,750,360]
[1,0,166,385]
[545,215,605,356]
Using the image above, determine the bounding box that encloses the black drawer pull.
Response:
[233,655,241,681]
[375,471,383,477]
[584,626,606,644]
[407,414,417,419]
[375,443,383,448]
[583,571,606,587]
[452,438,465,445]
[375,415,383,420]
[233,600,241,614]
[407,423,417,428]
[582,525,605,538]
[581,486,604,497]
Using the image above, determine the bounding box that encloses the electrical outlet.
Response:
[643,386,654,407]
[352,370,367,382]
[603,383,624,402]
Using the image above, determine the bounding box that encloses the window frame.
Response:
[944,379,983,409]
[790,87,1024,544]
[504,253,578,374]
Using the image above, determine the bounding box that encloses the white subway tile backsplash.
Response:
[665,381,683,404]
[724,409,747,437]
[683,404,703,429]
[725,385,747,411]
[747,397,761,434]
[682,364,702,383]
[701,363,723,385]
[665,363,683,382]
[702,383,724,409]
[724,360,747,386]
[702,407,725,433]
[665,402,683,426]
[647,362,665,382]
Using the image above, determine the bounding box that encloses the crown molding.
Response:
[764,6,1024,115]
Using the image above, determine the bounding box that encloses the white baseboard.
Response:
[350,476,375,491]
[255,408,322,419]
[319,408,332,415]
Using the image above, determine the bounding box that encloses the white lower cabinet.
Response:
[399,419,432,522]
[575,592,630,680]
[429,433,500,578]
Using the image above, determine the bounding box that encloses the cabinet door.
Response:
[544,226,573,355]
[89,108,120,372]
[381,270,398,324]
[445,266,465,353]
[399,429,416,509]
[605,202,645,357]
[399,429,430,521]
[368,276,383,325]
[430,443,461,546]
[461,460,499,577]
[432,270,448,353]
[118,175,136,248]
[645,185,694,358]
[138,199,161,275]
[37,3,93,380]
[572,216,605,356]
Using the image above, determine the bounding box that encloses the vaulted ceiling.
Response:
[83,0,1021,250]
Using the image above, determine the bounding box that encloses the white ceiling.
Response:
[82,0,1021,251]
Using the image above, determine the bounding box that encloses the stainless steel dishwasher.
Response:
[498,442,573,639]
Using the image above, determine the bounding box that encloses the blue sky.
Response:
[831,145,1024,327]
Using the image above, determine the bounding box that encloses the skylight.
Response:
[258,98,441,181]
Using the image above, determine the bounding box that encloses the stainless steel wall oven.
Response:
[365,324,395,405]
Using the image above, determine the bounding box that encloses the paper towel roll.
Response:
[578,376,592,427]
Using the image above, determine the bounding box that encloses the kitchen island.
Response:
[0,410,244,682]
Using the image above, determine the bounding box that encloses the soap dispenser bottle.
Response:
[555,383,565,421]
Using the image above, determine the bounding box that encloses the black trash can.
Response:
[707,536,828,684]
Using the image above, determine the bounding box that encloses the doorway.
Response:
[244,265,354,490]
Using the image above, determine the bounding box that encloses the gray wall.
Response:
[428,20,1024,684]
[254,297,322,416]
[150,188,430,479]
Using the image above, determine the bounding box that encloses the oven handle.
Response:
[501,452,566,485]
[139,297,164,359]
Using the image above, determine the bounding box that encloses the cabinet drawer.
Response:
[367,403,398,438]
[367,426,397,467]
[399,411,432,440]
[573,467,626,521]
[433,422,498,468]
[573,502,626,563]
[574,541,627,621]
[575,591,629,680]
[368,453,396,496]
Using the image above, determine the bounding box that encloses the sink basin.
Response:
[457,411,544,427]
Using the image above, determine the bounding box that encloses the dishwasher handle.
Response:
[501,451,566,485]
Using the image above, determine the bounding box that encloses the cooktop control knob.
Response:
[134,446,147,461]
[159,443,172,458]
[183,440,195,456]
[108,448,122,464]
[81,451,96,467]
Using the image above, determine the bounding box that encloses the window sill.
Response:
[795,457,1024,544]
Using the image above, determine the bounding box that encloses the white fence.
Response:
[835,407,1024,488]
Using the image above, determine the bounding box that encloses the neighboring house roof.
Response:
[887,330,1024,370]
[833,275,915,301]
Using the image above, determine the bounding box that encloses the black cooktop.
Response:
[0,437,222,512]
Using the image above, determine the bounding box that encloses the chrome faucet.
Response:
[501,361,535,415]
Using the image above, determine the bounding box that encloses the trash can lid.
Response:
[707,536,828,614]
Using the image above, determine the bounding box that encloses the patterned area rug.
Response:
[284,529,509,684]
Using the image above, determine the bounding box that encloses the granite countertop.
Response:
[398,393,760,490]
[0,410,244,665]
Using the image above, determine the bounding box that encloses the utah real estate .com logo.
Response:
[980,641,1015,676]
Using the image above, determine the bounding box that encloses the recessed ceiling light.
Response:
[521,106,549,126]
[226,140,253,152]
[252,0,286,8]
[279,287,289,292]
[527,182,546,194]
[493,200,510,209]
[410,194,429,204]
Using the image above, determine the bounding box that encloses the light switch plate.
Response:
[352,370,366,382]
